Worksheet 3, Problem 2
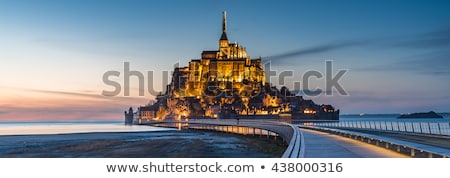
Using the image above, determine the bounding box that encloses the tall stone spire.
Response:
[222,11,227,33]
[220,11,228,41]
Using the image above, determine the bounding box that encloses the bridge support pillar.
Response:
[437,124,442,135]
[410,148,415,157]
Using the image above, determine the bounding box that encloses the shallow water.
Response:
[0,121,172,136]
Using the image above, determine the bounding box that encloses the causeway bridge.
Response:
[145,119,450,158]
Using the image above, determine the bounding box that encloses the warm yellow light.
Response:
[304,109,317,114]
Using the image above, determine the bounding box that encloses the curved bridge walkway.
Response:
[146,120,303,157]
[144,119,438,158]
[300,128,408,158]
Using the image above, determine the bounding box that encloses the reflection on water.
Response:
[2,115,449,136]
[0,122,173,136]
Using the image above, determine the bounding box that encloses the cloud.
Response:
[355,51,450,76]
[0,87,150,121]
[29,89,104,98]
[311,90,450,114]
[343,26,450,77]
[262,40,370,63]
[0,105,123,121]
[18,88,149,103]
[395,27,450,49]
[261,26,450,73]
[403,52,450,76]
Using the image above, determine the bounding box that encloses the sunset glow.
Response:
[1,0,450,121]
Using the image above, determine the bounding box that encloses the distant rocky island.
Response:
[397,111,443,119]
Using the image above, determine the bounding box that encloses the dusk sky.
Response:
[1,0,450,121]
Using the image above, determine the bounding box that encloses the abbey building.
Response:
[125,12,339,124]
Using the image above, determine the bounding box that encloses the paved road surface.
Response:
[332,128,450,149]
[301,129,409,158]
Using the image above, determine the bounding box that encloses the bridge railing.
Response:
[300,125,449,158]
[146,119,305,158]
[305,121,450,136]
[281,123,304,158]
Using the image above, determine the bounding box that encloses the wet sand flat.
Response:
[0,130,285,158]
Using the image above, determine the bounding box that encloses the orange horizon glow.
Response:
[0,86,150,121]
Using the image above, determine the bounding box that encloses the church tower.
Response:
[219,11,229,59]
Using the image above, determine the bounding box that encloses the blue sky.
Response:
[1,0,450,120]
